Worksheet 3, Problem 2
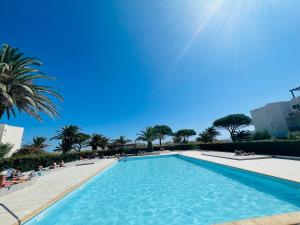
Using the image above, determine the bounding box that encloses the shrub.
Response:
[13,146,46,156]
[0,143,12,159]
[251,130,271,140]
[287,132,300,140]
[0,144,199,172]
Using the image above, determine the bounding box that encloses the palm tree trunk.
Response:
[159,138,162,147]
[147,141,153,151]
[0,107,5,119]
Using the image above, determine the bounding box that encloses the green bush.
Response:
[251,130,271,140]
[199,140,300,156]
[287,132,300,140]
[0,144,199,172]
[0,143,12,159]
[0,151,98,172]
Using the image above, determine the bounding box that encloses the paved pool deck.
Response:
[182,151,300,183]
[0,158,115,225]
[1,151,300,225]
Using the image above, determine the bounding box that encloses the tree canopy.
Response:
[213,114,251,141]
[0,44,62,121]
[88,134,110,151]
[136,127,156,151]
[51,125,83,153]
[174,129,196,143]
[0,143,12,158]
[153,125,172,146]
[197,127,220,143]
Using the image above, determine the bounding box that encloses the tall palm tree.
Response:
[136,127,157,151]
[31,136,49,149]
[51,125,82,153]
[0,44,62,120]
[88,134,110,151]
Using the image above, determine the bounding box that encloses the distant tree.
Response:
[213,114,252,141]
[172,133,183,143]
[174,129,196,143]
[153,125,173,146]
[287,131,300,140]
[88,134,110,151]
[113,136,132,146]
[0,43,63,121]
[14,146,45,156]
[251,130,271,140]
[30,136,49,149]
[0,143,12,158]
[16,136,49,156]
[74,133,90,151]
[136,127,157,151]
[234,130,252,141]
[196,127,220,143]
[51,125,82,153]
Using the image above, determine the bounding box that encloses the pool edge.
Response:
[17,159,116,225]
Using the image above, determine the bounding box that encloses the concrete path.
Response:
[0,158,115,225]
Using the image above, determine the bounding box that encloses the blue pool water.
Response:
[25,155,300,225]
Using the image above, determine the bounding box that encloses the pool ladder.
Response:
[0,203,21,225]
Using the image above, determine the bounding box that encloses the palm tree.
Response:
[74,133,90,151]
[113,136,132,146]
[234,130,252,141]
[31,136,49,149]
[136,127,157,151]
[51,125,82,153]
[197,127,220,143]
[0,44,63,120]
[17,136,49,156]
[88,134,110,151]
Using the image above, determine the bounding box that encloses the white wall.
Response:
[251,102,290,137]
[0,124,24,157]
[250,96,300,137]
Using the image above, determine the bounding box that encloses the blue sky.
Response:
[1,0,300,148]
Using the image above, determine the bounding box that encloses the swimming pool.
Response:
[24,154,300,225]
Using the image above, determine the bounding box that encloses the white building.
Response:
[0,124,24,157]
[250,96,300,137]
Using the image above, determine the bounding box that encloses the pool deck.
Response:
[1,151,300,225]
[182,151,300,183]
[0,158,115,225]
[181,151,300,225]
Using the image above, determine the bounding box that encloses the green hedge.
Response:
[199,140,300,157]
[153,143,198,151]
[0,144,199,172]
[0,151,99,172]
